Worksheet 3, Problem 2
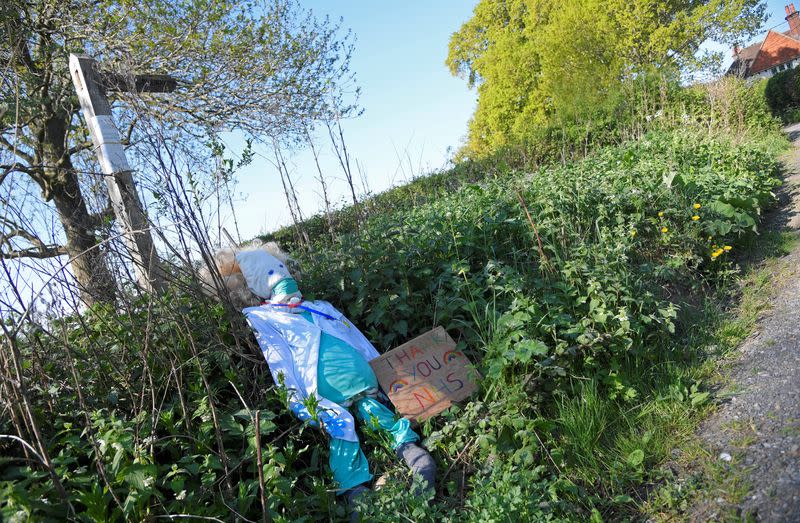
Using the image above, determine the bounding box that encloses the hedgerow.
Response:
[0,127,785,521]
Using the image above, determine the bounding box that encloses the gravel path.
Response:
[690,125,800,522]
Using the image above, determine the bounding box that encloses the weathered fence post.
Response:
[69,54,171,293]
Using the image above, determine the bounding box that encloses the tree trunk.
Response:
[49,170,117,305]
[38,113,117,305]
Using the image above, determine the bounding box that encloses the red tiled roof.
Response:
[726,29,800,78]
[749,30,800,74]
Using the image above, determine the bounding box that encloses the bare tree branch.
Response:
[120,115,138,146]
[0,163,31,187]
[0,218,67,260]
[326,117,362,225]
[1,245,67,259]
[66,140,93,156]
[0,134,34,165]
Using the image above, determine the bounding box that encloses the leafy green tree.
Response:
[0,0,354,304]
[447,0,766,158]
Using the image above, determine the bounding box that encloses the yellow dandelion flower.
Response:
[723,245,732,251]
[692,215,700,221]
[658,211,664,218]
[630,229,637,237]
[693,203,702,209]
[661,227,668,233]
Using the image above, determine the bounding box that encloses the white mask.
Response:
[235,249,294,300]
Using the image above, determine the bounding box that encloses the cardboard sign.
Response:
[369,327,479,422]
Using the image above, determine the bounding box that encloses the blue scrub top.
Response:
[298,310,378,405]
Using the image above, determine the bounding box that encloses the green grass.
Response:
[640,230,799,521]
[537,227,798,521]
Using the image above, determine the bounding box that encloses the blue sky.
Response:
[221,1,479,242]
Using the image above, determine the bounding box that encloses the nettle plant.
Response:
[298,130,780,398]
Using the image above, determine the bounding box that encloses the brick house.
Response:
[728,4,800,79]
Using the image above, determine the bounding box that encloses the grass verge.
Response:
[641,230,799,522]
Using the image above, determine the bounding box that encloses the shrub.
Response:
[765,68,800,119]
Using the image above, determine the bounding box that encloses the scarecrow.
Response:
[206,243,436,504]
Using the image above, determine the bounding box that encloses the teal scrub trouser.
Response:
[329,396,419,492]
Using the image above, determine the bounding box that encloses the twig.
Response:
[0,434,45,464]
[0,321,75,515]
[180,318,235,496]
[533,428,562,475]
[61,326,126,514]
[154,516,225,522]
[7,218,187,339]
[515,190,549,267]
[440,437,476,483]
[255,410,270,523]
[217,484,257,523]
[229,380,253,421]
[459,467,466,509]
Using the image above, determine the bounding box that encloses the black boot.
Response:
[344,484,369,523]
[395,442,437,494]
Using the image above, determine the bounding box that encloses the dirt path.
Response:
[690,126,800,522]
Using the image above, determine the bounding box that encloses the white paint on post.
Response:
[87,115,132,174]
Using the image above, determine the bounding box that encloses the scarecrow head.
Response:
[202,242,301,307]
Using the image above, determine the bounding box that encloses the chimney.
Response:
[787,4,800,36]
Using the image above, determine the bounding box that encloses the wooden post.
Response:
[69,54,167,293]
